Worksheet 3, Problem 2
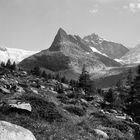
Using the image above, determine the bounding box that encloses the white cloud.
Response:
[137,3,140,8]
[89,9,98,14]
[89,4,99,14]
[123,2,140,13]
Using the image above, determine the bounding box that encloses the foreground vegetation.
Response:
[0,60,140,139]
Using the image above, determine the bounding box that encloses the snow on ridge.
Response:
[0,47,38,63]
[90,46,108,57]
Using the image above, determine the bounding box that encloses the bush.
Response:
[23,96,64,122]
[64,106,86,116]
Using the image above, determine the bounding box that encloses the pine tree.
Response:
[47,73,53,79]
[79,64,95,95]
[55,73,61,82]
[61,76,68,84]
[126,69,133,87]
[11,61,16,70]
[130,65,140,101]
[6,59,11,68]
[33,66,41,76]
[125,65,140,117]
[41,70,47,79]
[105,88,114,103]
[70,79,78,87]
[1,62,5,68]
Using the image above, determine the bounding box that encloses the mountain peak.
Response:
[56,28,68,40]
[57,27,67,34]
[49,28,70,51]
[84,33,103,44]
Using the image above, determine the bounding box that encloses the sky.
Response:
[0,0,140,51]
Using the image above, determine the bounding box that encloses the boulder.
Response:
[30,88,38,94]
[9,102,32,112]
[0,87,11,94]
[0,121,36,140]
[17,86,25,93]
[94,129,109,139]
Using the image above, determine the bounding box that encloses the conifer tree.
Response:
[41,70,47,79]
[6,59,11,68]
[33,66,41,76]
[126,69,133,87]
[11,61,16,70]
[1,62,5,68]
[55,73,61,82]
[125,65,140,117]
[105,88,114,103]
[79,64,95,95]
[61,76,68,84]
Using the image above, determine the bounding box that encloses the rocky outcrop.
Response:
[84,33,129,59]
[9,102,32,112]
[93,129,109,139]
[0,121,36,140]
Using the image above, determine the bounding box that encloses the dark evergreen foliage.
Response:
[11,61,17,70]
[0,60,17,71]
[1,62,5,68]
[41,71,47,79]
[6,59,12,68]
[105,88,114,103]
[125,65,140,119]
[78,64,95,95]
[33,66,41,76]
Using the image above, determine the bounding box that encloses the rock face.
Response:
[19,28,121,77]
[0,121,36,140]
[84,33,129,59]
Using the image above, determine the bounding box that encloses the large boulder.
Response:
[0,87,11,94]
[0,121,36,140]
[9,102,32,112]
[93,129,109,139]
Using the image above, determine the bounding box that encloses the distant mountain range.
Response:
[0,46,37,63]
[120,44,140,64]
[18,28,125,78]
[1,28,140,83]
[84,33,129,59]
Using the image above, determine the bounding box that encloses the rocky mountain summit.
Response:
[19,28,121,79]
[84,33,129,59]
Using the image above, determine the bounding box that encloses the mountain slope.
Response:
[120,44,140,64]
[19,28,121,76]
[84,33,129,59]
[0,46,37,63]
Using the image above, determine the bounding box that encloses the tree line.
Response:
[32,64,96,96]
[0,59,16,71]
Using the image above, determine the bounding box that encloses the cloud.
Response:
[89,9,98,14]
[123,2,140,13]
[89,4,99,14]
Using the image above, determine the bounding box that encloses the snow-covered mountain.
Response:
[120,44,140,64]
[0,46,38,63]
[84,33,129,59]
